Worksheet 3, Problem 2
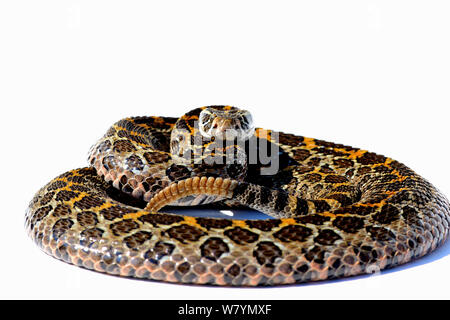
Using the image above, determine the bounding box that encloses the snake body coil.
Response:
[25,106,450,286]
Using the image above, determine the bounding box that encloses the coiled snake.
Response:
[25,105,450,286]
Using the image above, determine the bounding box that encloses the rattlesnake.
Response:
[25,106,450,286]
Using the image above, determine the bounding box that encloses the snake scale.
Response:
[25,106,450,286]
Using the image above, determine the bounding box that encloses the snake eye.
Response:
[178,135,184,142]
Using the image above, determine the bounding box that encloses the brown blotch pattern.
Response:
[292,149,311,161]
[357,166,373,175]
[332,216,365,233]
[143,151,170,164]
[52,204,72,218]
[196,217,233,230]
[52,218,74,239]
[305,173,322,183]
[334,205,375,216]
[55,190,79,202]
[278,133,304,146]
[357,152,387,165]
[139,213,184,226]
[167,224,206,243]
[145,241,175,261]
[102,156,117,170]
[39,191,55,205]
[100,205,135,220]
[177,262,191,275]
[125,155,145,172]
[74,195,105,210]
[200,237,230,261]
[402,205,422,226]
[76,211,98,227]
[47,181,68,191]
[246,219,281,231]
[32,205,53,225]
[305,245,326,264]
[226,264,241,277]
[333,158,354,168]
[224,227,259,244]
[373,204,400,224]
[314,229,342,245]
[324,175,348,184]
[70,185,92,193]
[253,241,282,266]
[312,200,331,213]
[273,225,312,242]
[80,227,104,245]
[319,165,335,174]
[124,231,152,249]
[166,164,192,181]
[109,219,139,236]
[366,226,396,241]
[113,140,136,153]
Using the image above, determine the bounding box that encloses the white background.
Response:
[0,1,449,299]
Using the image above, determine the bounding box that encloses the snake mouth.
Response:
[198,106,255,141]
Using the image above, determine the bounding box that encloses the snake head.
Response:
[198,106,255,141]
[170,106,253,176]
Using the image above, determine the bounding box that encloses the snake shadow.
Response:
[167,206,450,288]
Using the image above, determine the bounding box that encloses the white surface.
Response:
[0,1,449,299]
